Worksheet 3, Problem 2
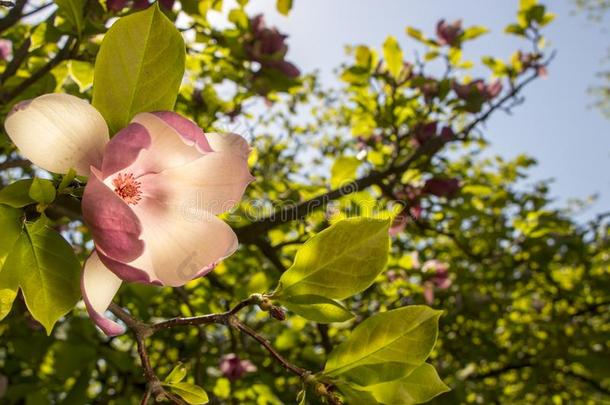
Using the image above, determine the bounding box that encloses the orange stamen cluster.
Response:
[112,172,142,205]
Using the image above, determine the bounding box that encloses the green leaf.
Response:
[274,217,390,301]
[29,178,56,205]
[0,180,35,208]
[504,23,526,36]
[382,36,403,80]
[68,60,94,93]
[323,306,442,386]
[57,169,77,194]
[168,382,209,404]
[461,26,489,41]
[165,363,187,384]
[364,363,450,404]
[331,157,361,188]
[336,382,379,405]
[0,204,23,267]
[280,294,354,323]
[92,3,186,134]
[228,9,248,30]
[296,389,306,405]
[54,0,86,35]
[2,217,81,334]
[276,0,293,16]
[0,205,23,321]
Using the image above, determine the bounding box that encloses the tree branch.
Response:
[109,296,342,404]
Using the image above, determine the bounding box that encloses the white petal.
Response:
[131,198,238,286]
[206,132,251,159]
[81,251,125,336]
[4,93,109,175]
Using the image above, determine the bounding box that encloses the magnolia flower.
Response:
[422,260,452,304]
[423,178,461,198]
[0,39,12,61]
[4,93,253,336]
[436,19,463,46]
[246,14,300,79]
[454,79,503,101]
[219,353,257,381]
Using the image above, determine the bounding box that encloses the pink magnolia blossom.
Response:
[454,79,503,101]
[219,354,257,381]
[246,14,300,79]
[423,178,461,198]
[422,260,452,304]
[0,39,12,61]
[4,94,253,336]
[436,19,463,46]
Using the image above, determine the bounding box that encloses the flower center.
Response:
[112,173,142,205]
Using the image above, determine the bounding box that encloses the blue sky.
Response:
[221,0,610,220]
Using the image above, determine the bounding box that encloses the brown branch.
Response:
[0,0,25,34]
[109,296,342,404]
[109,304,187,405]
[0,158,29,171]
[229,316,306,377]
[0,37,77,104]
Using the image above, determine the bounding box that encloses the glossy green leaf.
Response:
[364,363,450,404]
[324,306,442,386]
[274,217,390,301]
[336,382,379,405]
[68,60,94,93]
[276,0,293,16]
[383,36,403,80]
[0,180,35,208]
[296,389,306,405]
[280,294,354,323]
[165,363,187,384]
[0,205,22,321]
[2,217,81,334]
[92,4,186,134]
[0,204,23,266]
[54,0,86,34]
[168,382,209,404]
[461,26,489,41]
[29,178,56,205]
[57,169,77,194]
[331,157,361,188]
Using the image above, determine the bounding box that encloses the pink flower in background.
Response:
[436,19,463,46]
[423,178,461,198]
[0,39,12,61]
[422,260,452,304]
[220,354,257,381]
[4,94,253,336]
[454,79,503,101]
[247,14,300,79]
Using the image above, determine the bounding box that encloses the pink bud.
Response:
[219,354,257,381]
[436,19,463,46]
[0,39,12,61]
[423,178,460,198]
[484,80,503,99]
[423,282,435,304]
[414,122,438,145]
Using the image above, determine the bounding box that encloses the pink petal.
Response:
[139,150,253,216]
[130,198,239,287]
[205,132,251,159]
[4,93,108,175]
[152,112,212,153]
[101,122,151,179]
[81,251,125,336]
[82,167,144,263]
[126,112,209,176]
[97,250,160,285]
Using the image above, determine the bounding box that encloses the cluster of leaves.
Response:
[0,0,608,404]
